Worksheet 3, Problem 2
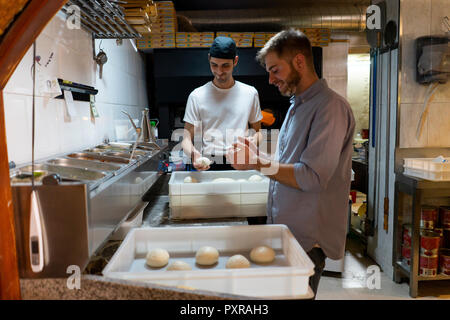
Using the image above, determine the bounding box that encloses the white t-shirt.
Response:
[183,80,263,156]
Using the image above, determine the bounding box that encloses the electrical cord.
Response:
[415,82,440,140]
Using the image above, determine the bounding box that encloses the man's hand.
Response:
[192,150,210,171]
[226,136,259,170]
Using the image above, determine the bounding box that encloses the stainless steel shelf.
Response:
[61,0,141,39]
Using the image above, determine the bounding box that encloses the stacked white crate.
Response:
[169,170,269,219]
[403,157,450,181]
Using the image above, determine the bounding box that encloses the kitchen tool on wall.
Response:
[94,40,108,79]
[30,41,45,273]
[382,20,397,232]
[365,1,385,237]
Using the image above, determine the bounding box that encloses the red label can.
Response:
[403,224,412,247]
[434,228,444,249]
[440,249,450,275]
[421,206,438,230]
[440,206,450,229]
[419,255,438,277]
[420,230,441,256]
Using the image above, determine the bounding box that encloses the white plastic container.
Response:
[169,170,269,219]
[403,157,450,181]
[102,225,315,299]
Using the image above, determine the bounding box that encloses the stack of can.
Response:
[418,205,450,277]
[401,223,412,266]
[439,206,450,276]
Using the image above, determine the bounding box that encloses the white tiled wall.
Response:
[3,13,148,166]
[399,0,450,147]
[322,39,349,100]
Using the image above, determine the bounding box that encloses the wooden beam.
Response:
[0,0,68,300]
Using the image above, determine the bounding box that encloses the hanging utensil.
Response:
[94,40,108,79]
[30,41,45,273]
[383,20,397,232]
[95,49,108,79]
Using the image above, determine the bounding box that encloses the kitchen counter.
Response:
[20,173,252,300]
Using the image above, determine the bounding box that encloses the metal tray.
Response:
[67,152,131,164]
[17,163,107,181]
[47,158,122,172]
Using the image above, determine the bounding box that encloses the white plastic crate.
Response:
[102,225,315,299]
[169,170,269,219]
[403,157,450,181]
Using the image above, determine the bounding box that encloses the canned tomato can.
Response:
[421,206,438,230]
[434,228,444,249]
[440,249,450,275]
[401,246,411,265]
[439,206,450,229]
[403,224,412,247]
[420,230,441,256]
[419,255,438,277]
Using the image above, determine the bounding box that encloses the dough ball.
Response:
[195,157,212,167]
[250,245,275,264]
[167,260,192,271]
[212,177,235,183]
[195,246,219,265]
[146,248,170,268]
[248,174,263,182]
[237,179,247,182]
[183,176,198,183]
[134,177,143,184]
[226,254,251,269]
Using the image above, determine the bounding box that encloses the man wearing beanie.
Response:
[182,36,263,172]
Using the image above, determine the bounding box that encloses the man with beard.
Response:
[182,36,262,172]
[226,29,355,298]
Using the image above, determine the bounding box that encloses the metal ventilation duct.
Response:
[178,6,368,32]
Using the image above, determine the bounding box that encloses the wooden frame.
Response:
[0,0,67,300]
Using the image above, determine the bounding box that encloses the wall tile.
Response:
[3,48,33,96]
[4,13,148,165]
[430,0,450,35]
[398,103,428,148]
[426,102,450,147]
[399,0,431,104]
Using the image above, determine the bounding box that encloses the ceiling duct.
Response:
[177,5,368,32]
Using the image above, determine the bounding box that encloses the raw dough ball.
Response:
[134,177,143,184]
[167,260,192,271]
[195,157,212,167]
[237,179,247,182]
[250,245,276,263]
[212,177,235,183]
[248,174,263,182]
[146,248,170,268]
[226,254,251,269]
[184,176,198,183]
[195,246,219,265]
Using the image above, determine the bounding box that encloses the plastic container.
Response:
[102,224,315,299]
[403,157,450,181]
[169,170,269,219]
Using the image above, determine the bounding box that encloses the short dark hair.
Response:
[256,29,314,68]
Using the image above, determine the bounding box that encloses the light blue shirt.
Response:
[267,79,355,260]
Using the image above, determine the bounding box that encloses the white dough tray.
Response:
[102,225,315,299]
[168,170,269,219]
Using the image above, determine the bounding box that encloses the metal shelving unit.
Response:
[393,174,450,297]
[60,0,141,39]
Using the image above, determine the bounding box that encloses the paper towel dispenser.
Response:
[416,35,450,84]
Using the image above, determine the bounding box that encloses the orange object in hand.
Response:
[261,110,275,126]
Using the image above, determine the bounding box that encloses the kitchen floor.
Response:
[316,236,450,300]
